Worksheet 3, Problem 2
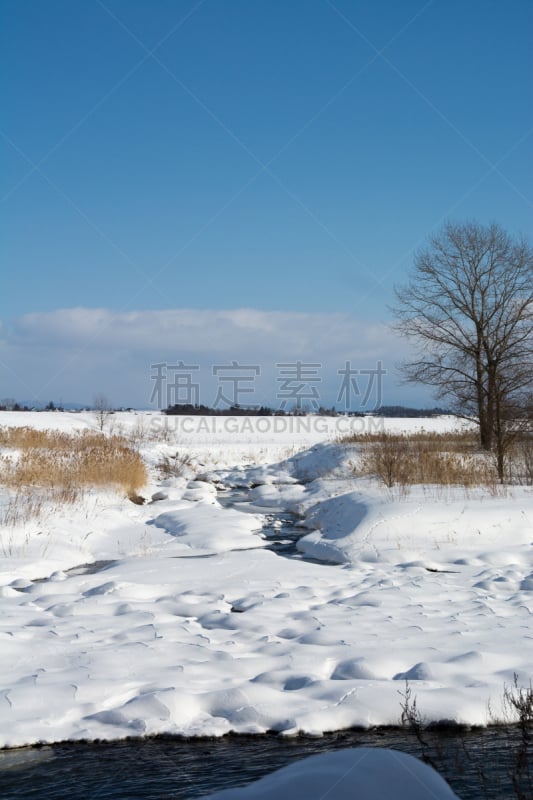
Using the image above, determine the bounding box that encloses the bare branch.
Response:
[392,220,533,471]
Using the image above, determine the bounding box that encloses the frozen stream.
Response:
[215,488,310,561]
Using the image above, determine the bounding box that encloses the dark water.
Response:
[65,560,117,577]
[257,509,306,558]
[216,489,309,560]
[0,728,527,800]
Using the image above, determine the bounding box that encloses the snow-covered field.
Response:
[0,410,532,751]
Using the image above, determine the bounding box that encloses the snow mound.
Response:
[201,747,460,799]
[152,503,264,553]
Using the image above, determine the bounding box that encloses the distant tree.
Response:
[393,221,533,479]
[93,394,113,432]
[1,398,17,411]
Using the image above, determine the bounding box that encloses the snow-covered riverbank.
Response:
[0,411,532,748]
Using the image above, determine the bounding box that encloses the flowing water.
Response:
[216,489,311,560]
[0,727,526,799]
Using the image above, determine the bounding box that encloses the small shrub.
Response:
[400,677,533,800]
[156,451,192,478]
[125,418,152,448]
[496,676,533,799]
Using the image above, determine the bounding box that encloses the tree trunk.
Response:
[476,358,492,450]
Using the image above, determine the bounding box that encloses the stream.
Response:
[215,488,315,562]
[0,726,527,799]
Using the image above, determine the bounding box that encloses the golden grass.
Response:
[341,430,498,489]
[338,429,480,451]
[0,427,147,525]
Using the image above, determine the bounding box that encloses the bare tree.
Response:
[1,398,17,411]
[93,393,113,432]
[393,221,533,478]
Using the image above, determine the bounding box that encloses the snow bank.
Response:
[152,503,264,553]
[201,748,460,799]
[298,485,533,567]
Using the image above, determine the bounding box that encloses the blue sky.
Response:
[1,0,532,408]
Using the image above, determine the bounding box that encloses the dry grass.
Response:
[115,417,177,447]
[338,429,480,451]
[0,427,147,525]
[156,451,193,478]
[341,430,498,490]
[400,675,533,800]
[509,435,533,485]
[1,491,49,529]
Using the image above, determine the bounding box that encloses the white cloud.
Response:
[0,307,434,408]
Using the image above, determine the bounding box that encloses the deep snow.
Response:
[0,410,532,752]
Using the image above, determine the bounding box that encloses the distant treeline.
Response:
[0,401,66,412]
[374,405,451,418]
[0,400,451,417]
[163,403,333,417]
[164,403,450,417]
